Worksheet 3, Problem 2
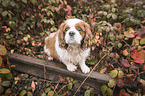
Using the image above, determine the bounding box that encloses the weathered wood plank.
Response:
[8,53,111,94]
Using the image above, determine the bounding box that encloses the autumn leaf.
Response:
[31,81,35,92]
[134,58,144,63]
[122,49,129,56]
[0,45,7,55]
[131,50,138,59]
[143,65,145,71]
[136,50,145,60]
[136,28,145,35]
[120,59,130,67]
[116,79,124,88]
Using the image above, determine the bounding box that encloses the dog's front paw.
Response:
[66,64,77,72]
[80,65,90,74]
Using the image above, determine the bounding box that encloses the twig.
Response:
[54,82,59,96]
[122,40,131,49]
[57,84,67,94]
[73,46,113,96]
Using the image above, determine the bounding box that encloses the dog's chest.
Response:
[66,47,83,64]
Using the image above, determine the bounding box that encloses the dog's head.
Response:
[58,18,92,49]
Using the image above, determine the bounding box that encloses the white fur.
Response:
[55,35,90,73]
[65,19,82,44]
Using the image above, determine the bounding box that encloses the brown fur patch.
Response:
[76,22,93,49]
[45,32,59,60]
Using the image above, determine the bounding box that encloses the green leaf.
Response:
[112,14,117,20]
[103,12,107,16]
[108,79,115,88]
[134,38,139,45]
[112,8,116,12]
[20,90,27,96]
[84,90,90,96]
[6,73,13,80]
[110,70,118,78]
[90,88,94,94]
[45,87,51,93]
[27,91,33,96]
[107,13,112,19]
[106,27,110,32]
[68,82,73,89]
[104,4,110,10]
[2,11,8,17]
[107,88,113,96]
[30,0,37,5]
[0,8,3,14]
[0,85,4,93]
[41,93,46,96]
[10,1,16,7]
[101,85,107,94]
[2,81,10,87]
[0,68,10,74]
[48,91,54,96]
[111,0,115,3]
[118,43,122,48]
[140,38,145,45]
[118,70,124,79]
[73,80,79,84]
[22,0,27,3]
[0,56,2,66]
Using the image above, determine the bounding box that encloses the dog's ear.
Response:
[81,22,93,49]
[58,23,68,49]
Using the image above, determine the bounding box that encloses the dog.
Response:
[44,18,92,73]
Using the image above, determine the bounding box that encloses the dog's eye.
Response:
[77,27,82,31]
[65,28,69,31]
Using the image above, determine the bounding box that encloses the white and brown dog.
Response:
[44,18,92,73]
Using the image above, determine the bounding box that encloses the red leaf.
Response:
[136,50,145,61]
[143,65,145,71]
[136,28,145,35]
[120,59,130,67]
[131,50,138,59]
[134,58,144,63]
[117,79,124,88]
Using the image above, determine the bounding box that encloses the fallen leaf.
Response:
[122,49,129,56]
[100,68,107,73]
[134,58,144,63]
[117,79,124,88]
[136,50,145,60]
[131,50,138,59]
[31,81,35,92]
[120,59,130,67]
[10,49,14,54]
[140,38,145,45]
[140,79,145,86]
[119,89,126,96]
[110,70,118,78]
[143,65,145,71]
[136,28,145,35]
[0,45,7,55]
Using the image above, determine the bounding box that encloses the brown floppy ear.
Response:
[58,23,68,49]
[81,22,93,49]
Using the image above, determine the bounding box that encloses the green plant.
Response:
[0,45,12,94]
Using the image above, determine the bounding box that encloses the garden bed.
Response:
[8,52,111,94]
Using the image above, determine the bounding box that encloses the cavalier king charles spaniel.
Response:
[44,18,92,73]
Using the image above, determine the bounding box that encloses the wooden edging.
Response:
[8,53,111,94]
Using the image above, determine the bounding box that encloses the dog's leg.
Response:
[62,60,77,72]
[79,58,90,74]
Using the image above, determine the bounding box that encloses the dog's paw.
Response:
[80,65,90,74]
[67,64,77,72]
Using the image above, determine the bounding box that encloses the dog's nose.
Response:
[69,31,75,36]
